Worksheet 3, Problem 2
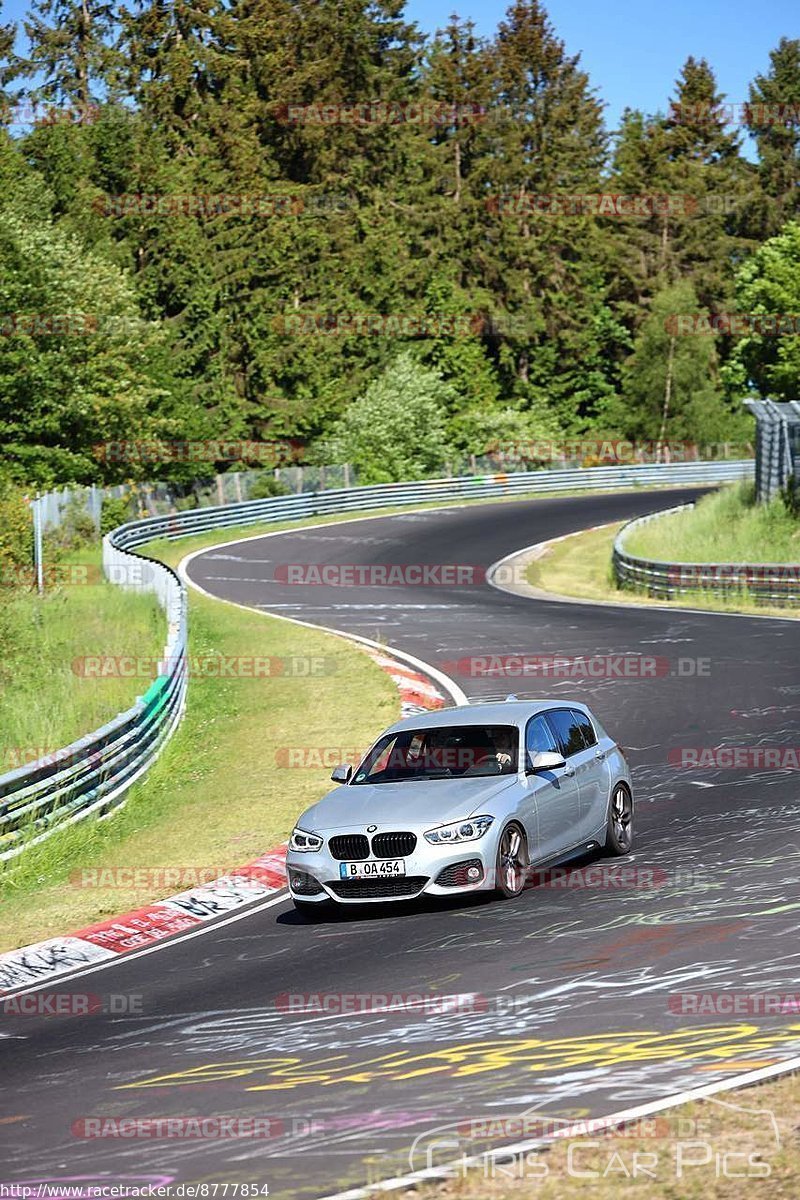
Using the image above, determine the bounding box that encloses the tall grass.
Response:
[0,545,163,773]
[625,483,800,563]
[0,570,398,950]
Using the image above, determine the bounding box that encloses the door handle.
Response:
[563,765,575,777]
[595,749,606,761]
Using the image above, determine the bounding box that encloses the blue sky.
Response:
[3,0,795,138]
[405,0,795,135]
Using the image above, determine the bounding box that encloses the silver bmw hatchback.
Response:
[286,699,633,911]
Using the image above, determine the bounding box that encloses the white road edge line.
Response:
[2,518,468,999]
[178,520,469,706]
[317,1053,800,1199]
[185,512,800,1200]
[13,498,798,1199]
[1,890,292,998]
[486,524,800,622]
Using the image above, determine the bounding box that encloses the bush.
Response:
[100,494,134,535]
[0,486,33,673]
[448,403,562,460]
[316,353,455,484]
[0,484,33,579]
[248,473,290,500]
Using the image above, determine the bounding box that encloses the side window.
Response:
[526,714,561,762]
[572,709,597,748]
[545,709,585,758]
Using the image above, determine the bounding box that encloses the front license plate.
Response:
[339,859,406,879]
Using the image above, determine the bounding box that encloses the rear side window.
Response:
[571,709,597,748]
[545,709,585,758]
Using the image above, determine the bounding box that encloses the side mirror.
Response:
[331,763,353,784]
[527,750,566,774]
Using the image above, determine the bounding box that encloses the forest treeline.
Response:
[0,0,799,487]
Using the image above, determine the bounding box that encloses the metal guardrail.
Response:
[0,543,187,861]
[744,398,800,503]
[109,458,754,545]
[613,501,800,605]
[0,458,753,860]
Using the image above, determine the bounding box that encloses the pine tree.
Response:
[610,60,752,318]
[663,57,754,312]
[606,107,673,316]
[0,2,15,107]
[118,0,233,148]
[478,0,611,429]
[621,281,746,445]
[9,0,116,115]
[747,38,800,234]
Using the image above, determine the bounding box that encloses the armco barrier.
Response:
[613,501,800,604]
[107,458,753,546]
[0,459,752,859]
[0,546,186,861]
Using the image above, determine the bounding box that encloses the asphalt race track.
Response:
[4,488,800,1198]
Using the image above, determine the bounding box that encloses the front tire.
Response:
[605,783,634,855]
[494,822,529,899]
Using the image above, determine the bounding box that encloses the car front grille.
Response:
[288,870,324,896]
[435,859,484,888]
[328,834,370,860]
[327,876,428,899]
[371,831,417,858]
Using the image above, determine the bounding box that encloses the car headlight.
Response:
[424,815,494,845]
[289,827,323,852]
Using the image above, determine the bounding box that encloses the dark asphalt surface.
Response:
[3,488,800,1199]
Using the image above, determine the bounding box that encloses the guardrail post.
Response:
[1,459,755,860]
[33,494,44,596]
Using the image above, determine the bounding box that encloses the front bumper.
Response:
[286,838,498,904]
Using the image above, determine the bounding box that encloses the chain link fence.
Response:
[33,441,755,536]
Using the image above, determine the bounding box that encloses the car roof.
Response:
[384,699,592,735]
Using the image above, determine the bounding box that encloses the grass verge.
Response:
[0,538,398,952]
[0,544,164,774]
[420,1070,799,1199]
[625,482,800,562]
[0,477,754,948]
[527,515,800,620]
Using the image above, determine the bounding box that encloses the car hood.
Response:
[297,776,518,832]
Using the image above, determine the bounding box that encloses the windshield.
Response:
[352,724,519,784]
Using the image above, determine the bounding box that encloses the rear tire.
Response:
[605,783,634,855]
[494,822,529,899]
